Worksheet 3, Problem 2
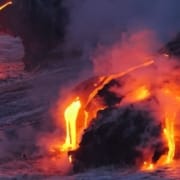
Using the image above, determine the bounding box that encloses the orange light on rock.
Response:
[147,163,154,170]
[86,60,154,106]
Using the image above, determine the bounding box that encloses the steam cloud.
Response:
[1,0,180,176]
[65,0,180,55]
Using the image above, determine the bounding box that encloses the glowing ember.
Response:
[61,61,154,155]
[142,112,176,170]
[62,97,81,151]
[126,85,151,103]
[0,1,12,11]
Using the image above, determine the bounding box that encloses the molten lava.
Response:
[164,112,176,164]
[86,60,154,106]
[0,0,12,11]
[52,58,180,172]
[62,97,81,151]
[132,86,150,101]
[61,61,154,154]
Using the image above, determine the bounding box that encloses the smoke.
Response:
[68,50,180,170]
[65,0,180,56]
[92,30,159,75]
[42,0,180,171]
[1,0,180,175]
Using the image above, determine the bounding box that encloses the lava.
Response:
[60,60,154,154]
[49,49,180,172]
[164,113,175,164]
[62,97,81,151]
[86,60,154,106]
[0,1,12,11]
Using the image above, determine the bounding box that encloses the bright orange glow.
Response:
[86,60,154,106]
[134,86,150,101]
[164,113,176,164]
[62,97,81,151]
[41,30,180,173]
[59,61,154,163]
[126,85,151,102]
[0,1,12,11]
[143,162,154,170]
[84,111,89,129]
[51,58,179,169]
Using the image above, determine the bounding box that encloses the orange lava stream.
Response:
[86,60,154,106]
[133,86,150,101]
[125,85,151,103]
[142,87,178,171]
[62,97,81,151]
[61,60,154,154]
[143,162,154,170]
[0,1,12,11]
[164,113,176,164]
[59,59,178,171]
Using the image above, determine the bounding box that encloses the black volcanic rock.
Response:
[69,103,168,172]
[97,79,123,107]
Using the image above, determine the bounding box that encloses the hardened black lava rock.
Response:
[69,102,168,172]
[97,79,123,107]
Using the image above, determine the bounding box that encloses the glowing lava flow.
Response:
[59,59,178,170]
[86,60,154,106]
[61,61,154,154]
[61,61,154,152]
[142,88,177,171]
[143,112,176,171]
[62,97,81,151]
[0,1,12,11]
[133,86,150,101]
[164,113,176,164]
